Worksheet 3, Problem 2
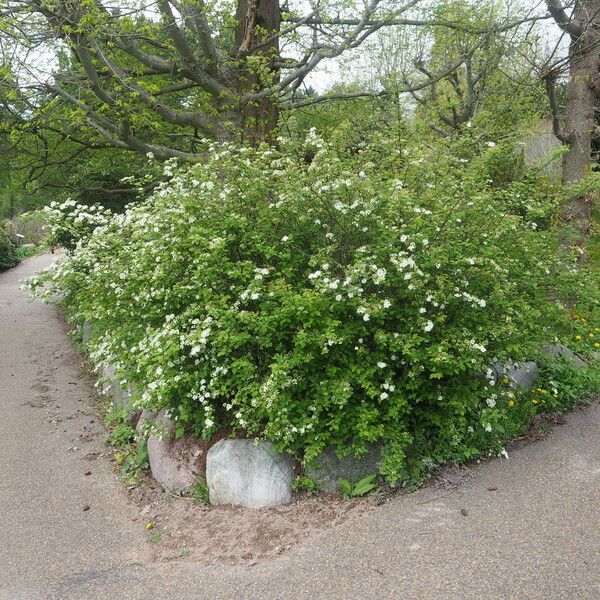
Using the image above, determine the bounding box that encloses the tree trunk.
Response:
[234,0,281,145]
[561,32,594,235]
[558,0,599,259]
[561,0,600,183]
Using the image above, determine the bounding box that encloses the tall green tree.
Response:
[405,0,544,138]
[0,0,548,158]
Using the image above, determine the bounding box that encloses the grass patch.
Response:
[147,528,167,544]
[589,193,600,274]
[103,402,149,485]
[16,244,46,260]
[190,479,210,505]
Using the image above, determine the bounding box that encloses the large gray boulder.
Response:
[206,439,294,508]
[147,410,203,491]
[306,444,382,493]
[493,361,538,390]
[541,343,587,368]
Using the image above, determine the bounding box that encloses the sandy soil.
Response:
[126,479,369,565]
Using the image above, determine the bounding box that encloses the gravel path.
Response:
[2,253,600,600]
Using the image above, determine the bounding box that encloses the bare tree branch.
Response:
[545,0,584,38]
[542,70,570,143]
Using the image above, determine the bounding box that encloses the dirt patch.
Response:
[100,400,588,568]
[430,464,475,491]
[125,476,370,565]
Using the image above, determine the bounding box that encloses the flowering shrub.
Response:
[44,199,113,250]
[28,135,600,483]
[0,231,19,271]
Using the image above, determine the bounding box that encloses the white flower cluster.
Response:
[24,134,576,479]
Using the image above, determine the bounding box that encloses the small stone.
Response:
[101,365,134,413]
[487,486,497,492]
[541,343,587,368]
[84,471,92,476]
[81,321,93,348]
[136,409,158,436]
[306,444,382,493]
[82,504,90,512]
[460,508,468,517]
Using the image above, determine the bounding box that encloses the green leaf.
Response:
[351,475,377,497]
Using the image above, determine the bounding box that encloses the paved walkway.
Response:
[2,253,600,600]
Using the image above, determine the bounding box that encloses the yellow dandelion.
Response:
[595,343,600,348]
[589,333,595,338]
[575,335,582,341]
[502,377,510,384]
[508,400,515,408]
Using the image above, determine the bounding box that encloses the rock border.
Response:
[79,320,592,507]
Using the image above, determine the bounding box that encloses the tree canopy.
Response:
[0,0,597,217]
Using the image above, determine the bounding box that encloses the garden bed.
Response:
[29,136,600,506]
